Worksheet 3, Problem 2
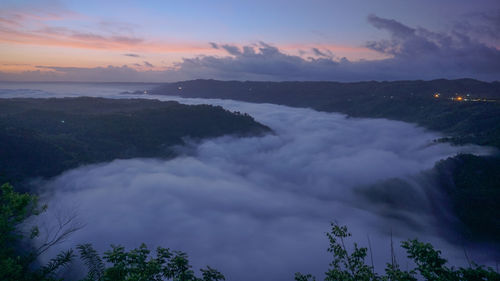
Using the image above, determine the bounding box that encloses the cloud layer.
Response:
[33,95,496,281]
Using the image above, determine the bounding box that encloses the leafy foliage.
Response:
[77,243,225,281]
[77,244,105,281]
[324,224,374,281]
[295,223,500,281]
[1,182,225,281]
[0,183,73,281]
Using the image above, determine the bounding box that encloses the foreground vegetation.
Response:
[0,97,270,186]
[2,183,498,280]
[0,183,225,281]
[295,223,500,281]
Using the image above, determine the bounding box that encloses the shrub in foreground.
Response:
[295,223,500,281]
[0,183,224,281]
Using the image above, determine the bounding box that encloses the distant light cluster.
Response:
[433,92,498,103]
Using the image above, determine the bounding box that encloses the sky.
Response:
[0,0,499,82]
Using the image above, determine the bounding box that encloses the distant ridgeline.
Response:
[153,79,500,148]
[154,79,500,242]
[0,97,270,186]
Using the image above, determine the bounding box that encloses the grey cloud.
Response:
[453,10,500,46]
[455,9,500,39]
[364,15,500,79]
[173,42,341,81]
[0,15,22,26]
[368,14,415,38]
[311,47,333,58]
[71,32,108,41]
[110,35,143,45]
[123,53,140,57]
[36,26,144,45]
[169,18,500,81]
[477,10,500,38]
[209,42,219,49]
[220,44,242,56]
[98,20,139,35]
[143,61,154,67]
[34,95,495,281]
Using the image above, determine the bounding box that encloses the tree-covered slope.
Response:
[435,154,500,241]
[0,97,270,185]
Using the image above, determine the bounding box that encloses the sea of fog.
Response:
[1,82,497,280]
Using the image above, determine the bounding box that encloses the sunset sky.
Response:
[1,0,499,82]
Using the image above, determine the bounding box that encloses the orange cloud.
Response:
[0,3,81,23]
[0,27,219,54]
[0,5,218,55]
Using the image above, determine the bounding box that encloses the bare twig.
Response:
[35,210,85,257]
[390,229,395,269]
[462,244,472,268]
[367,234,375,275]
[339,235,356,277]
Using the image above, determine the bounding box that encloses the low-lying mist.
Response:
[35,96,495,281]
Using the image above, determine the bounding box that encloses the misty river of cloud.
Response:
[21,90,495,281]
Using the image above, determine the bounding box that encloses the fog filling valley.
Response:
[2,84,496,280]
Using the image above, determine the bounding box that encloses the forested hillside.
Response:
[0,97,270,185]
